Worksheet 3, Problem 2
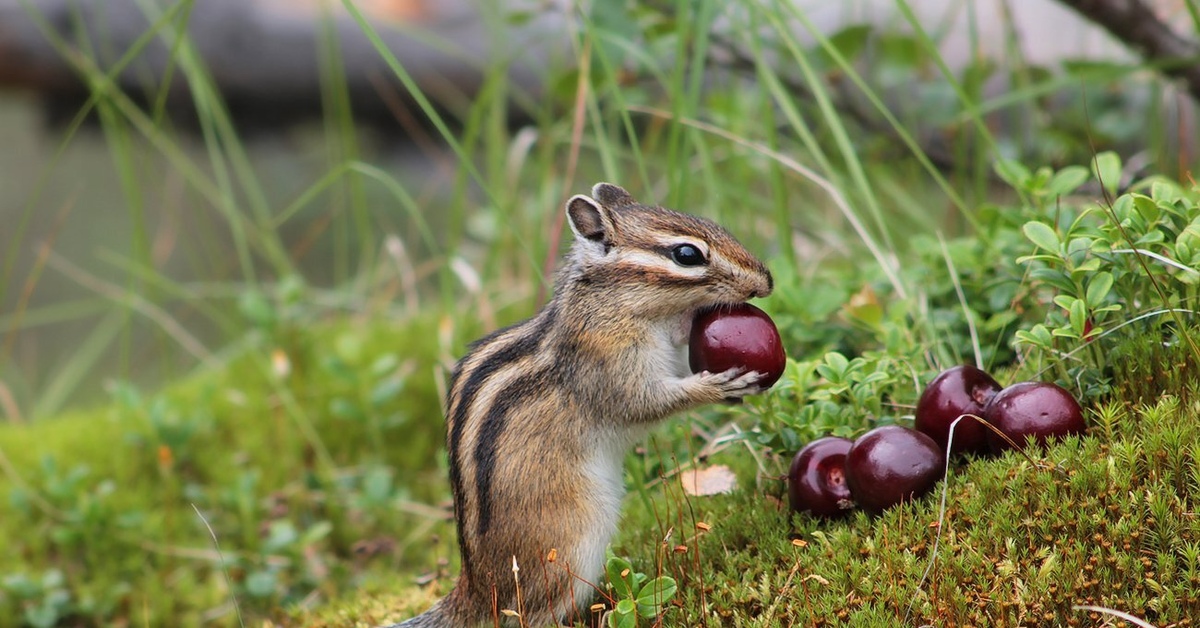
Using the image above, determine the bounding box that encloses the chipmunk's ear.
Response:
[566,193,612,245]
[591,182,635,208]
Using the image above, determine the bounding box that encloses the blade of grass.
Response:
[2,196,76,366]
[337,4,499,218]
[340,0,543,308]
[16,2,269,282]
[43,251,215,367]
[777,1,975,225]
[3,0,191,308]
[0,299,112,333]
[760,4,900,258]
[272,162,440,259]
[191,504,246,628]
[31,310,126,418]
[627,107,909,300]
[939,233,982,370]
[316,4,372,288]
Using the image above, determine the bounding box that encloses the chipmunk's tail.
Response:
[382,602,448,627]
[380,589,472,628]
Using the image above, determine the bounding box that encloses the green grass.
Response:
[4,0,1200,626]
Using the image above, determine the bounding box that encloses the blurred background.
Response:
[1,0,1190,421]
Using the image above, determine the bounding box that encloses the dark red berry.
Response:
[788,437,855,518]
[914,365,1002,456]
[844,425,944,514]
[689,303,786,388]
[984,382,1085,452]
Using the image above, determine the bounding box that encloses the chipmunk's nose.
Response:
[750,269,774,299]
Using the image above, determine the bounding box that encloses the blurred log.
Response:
[1055,0,1200,103]
[0,0,560,130]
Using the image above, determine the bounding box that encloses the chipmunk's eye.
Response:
[670,243,707,267]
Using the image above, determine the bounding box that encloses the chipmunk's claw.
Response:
[702,367,766,400]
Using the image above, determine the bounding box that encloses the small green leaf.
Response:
[1110,194,1134,222]
[824,352,850,375]
[814,24,873,68]
[245,570,277,598]
[1045,166,1089,196]
[369,377,405,407]
[994,159,1032,188]
[633,578,681,614]
[817,353,850,383]
[1066,237,1094,256]
[238,290,274,328]
[301,521,334,545]
[1178,217,1200,249]
[1051,327,1079,339]
[1086,272,1114,307]
[877,32,923,69]
[1091,151,1122,194]
[1016,254,1063,266]
[1132,194,1160,223]
[1023,221,1061,253]
[1053,295,1076,311]
[1135,230,1166,246]
[611,598,637,628]
[1151,180,1182,204]
[1070,298,1088,335]
[1030,324,1053,346]
[606,556,633,598]
[1014,330,1038,346]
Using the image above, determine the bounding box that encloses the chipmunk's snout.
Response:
[748,269,773,300]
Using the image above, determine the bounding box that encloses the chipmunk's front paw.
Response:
[700,367,766,401]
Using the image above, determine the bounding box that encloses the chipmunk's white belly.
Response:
[570,428,644,610]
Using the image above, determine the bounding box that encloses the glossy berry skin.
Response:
[844,425,944,514]
[914,365,1003,457]
[788,437,855,518]
[984,382,1085,452]
[689,303,786,388]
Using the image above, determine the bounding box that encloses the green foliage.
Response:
[594,376,1200,626]
[1005,153,1200,394]
[747,150,1200,466]
[745,350,916,454]
[0,315,451,625]
[604,549,678,628]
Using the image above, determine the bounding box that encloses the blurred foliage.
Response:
[0,310,452,625]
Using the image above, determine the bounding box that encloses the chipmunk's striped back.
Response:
[446,305,561,562]
[388,183,772,627]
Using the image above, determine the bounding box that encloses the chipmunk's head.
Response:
[563,182,772,317]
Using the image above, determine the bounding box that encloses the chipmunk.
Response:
[388,183,773,627]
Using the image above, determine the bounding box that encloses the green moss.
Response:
[6,311,1200,627]
[0,314,456,626]
[307,334,1200,627]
